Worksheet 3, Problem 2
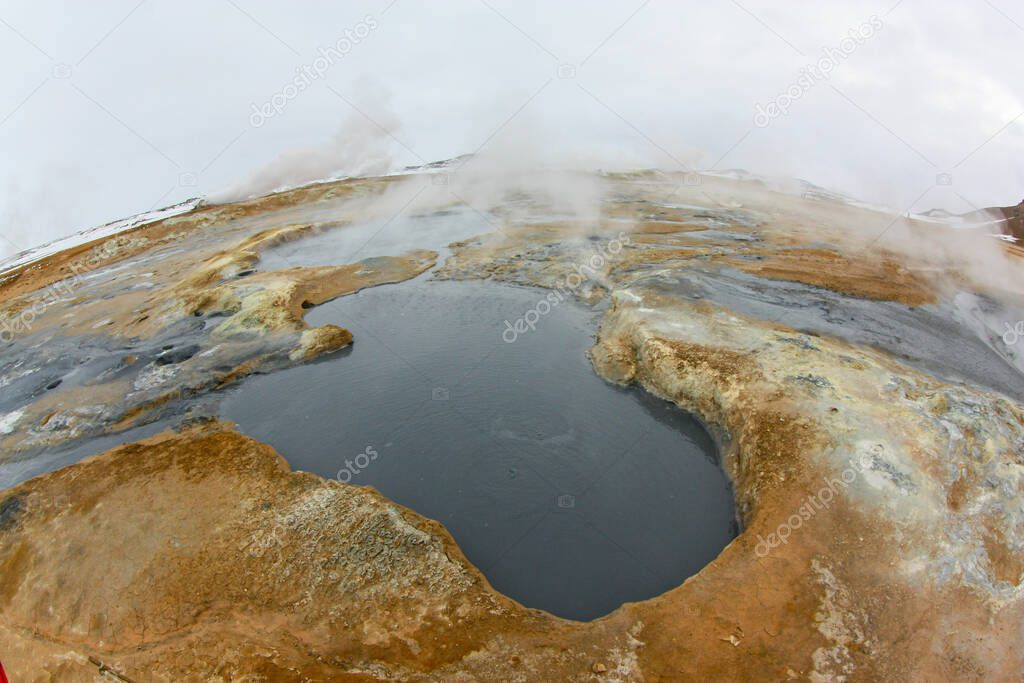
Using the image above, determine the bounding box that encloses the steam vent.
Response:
[1,167,1024,681]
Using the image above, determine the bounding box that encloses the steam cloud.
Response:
[210,92,400,204]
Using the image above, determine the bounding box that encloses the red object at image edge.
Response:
[0,659,8,683]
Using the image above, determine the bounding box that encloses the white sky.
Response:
[1,0,1022,259]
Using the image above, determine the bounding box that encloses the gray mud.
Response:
[630,263,1024,401]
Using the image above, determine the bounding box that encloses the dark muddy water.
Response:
[222,279,737,621]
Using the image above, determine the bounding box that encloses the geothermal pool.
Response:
[222,279,737,620]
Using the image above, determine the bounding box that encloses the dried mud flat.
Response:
[1,170,1024,681]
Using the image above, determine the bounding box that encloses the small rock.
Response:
[592,662,607,673]
[290,325,353,361]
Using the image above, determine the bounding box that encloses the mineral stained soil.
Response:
[1,169,1023,681]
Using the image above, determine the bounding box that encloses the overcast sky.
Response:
[1,0,1022,259]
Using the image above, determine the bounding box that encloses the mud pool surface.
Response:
[222,279,736,621]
